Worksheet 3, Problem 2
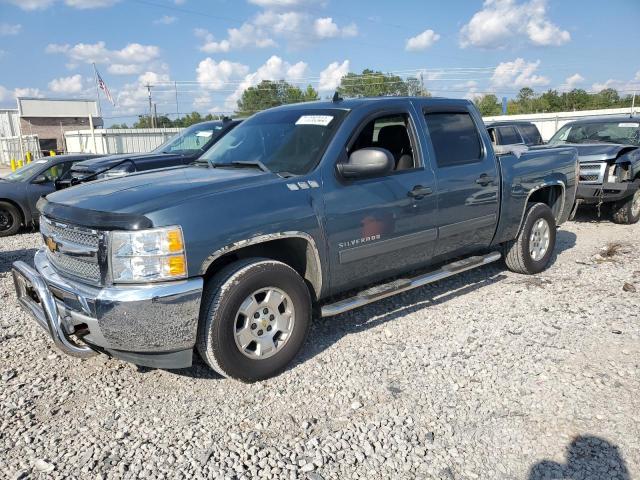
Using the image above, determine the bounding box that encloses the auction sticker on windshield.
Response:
[618,122,639,128]
[295,115,334,126]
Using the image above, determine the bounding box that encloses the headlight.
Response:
[96,163,134,180]
[110,226,187,283]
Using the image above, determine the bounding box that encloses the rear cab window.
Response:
[424,112,483,167]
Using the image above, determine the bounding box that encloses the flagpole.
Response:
[92,62,102,118]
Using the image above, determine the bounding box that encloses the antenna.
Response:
[332,91,343,103]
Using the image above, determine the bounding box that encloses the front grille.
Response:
[579,163,606,185]
[40,217,99,249]
[40,217,103,285]
[47,250,101,283]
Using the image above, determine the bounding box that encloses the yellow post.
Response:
[26,152,32,164]
[10,158,16,172]
[17,158,23,168]
[49,150,56,157]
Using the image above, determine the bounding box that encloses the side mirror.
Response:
[31,175,49,185]
[337,148,394,179]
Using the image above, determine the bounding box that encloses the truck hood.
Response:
[569,144,639,163]
[71,152,187,172]
[43,165,273,226]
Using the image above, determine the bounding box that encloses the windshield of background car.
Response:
[154,123,227,154]
[3,159,49,182]
[199,109,347,176]
[549,121,640,146]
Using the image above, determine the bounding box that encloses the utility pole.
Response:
[146,84,154,128]
[174,81,179,116]
[419,72,425,96]
[153,103,158,128]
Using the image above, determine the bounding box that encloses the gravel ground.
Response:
[1,209,638,480]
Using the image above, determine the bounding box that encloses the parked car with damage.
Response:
[548,116,640,224]
[56,119,241,188]
[0,154,103,237]
[12,97,578,382]
[487,120,544,147]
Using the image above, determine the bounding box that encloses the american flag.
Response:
[95,66,115,106]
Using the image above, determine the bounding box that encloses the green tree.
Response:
[474,94,502,116]
[236,80,319,116]
[336,69,410,98]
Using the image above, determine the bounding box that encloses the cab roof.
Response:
[265,96,474,113]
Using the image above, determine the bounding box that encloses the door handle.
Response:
[475,174,495,186]
[408,185,433,199]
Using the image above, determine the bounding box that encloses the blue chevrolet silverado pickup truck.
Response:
[12,97,578,382]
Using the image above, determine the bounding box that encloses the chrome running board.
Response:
[320,251,502,317]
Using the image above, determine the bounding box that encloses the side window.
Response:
[520,124,542,145]
[350,113,417,172]
[498,126,523,145]
[41,162,73,182]
[424,112,482,167]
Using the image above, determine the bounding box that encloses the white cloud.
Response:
[196,24,275,53]
[319,60,349,91]
[0,23,22,35]
[405,29,440,51]
[113,70,172,115]
[591,77,640,93]
[491,58,550,88]
[63,0,119,8]
[248,0,321,8]
[196,7,357,52]
[4,0,118,8]
[46,41,161,76]
[313,17,357,38]
[48,74,84,93]
[460,0,570,48]
[225,55,309,109]
[154,15,177,25]
[635,71,640,81]
[14,87,44,98]
[0,85,11,102]
[3,0,54,10]
[563,73,584,90]
[196,58,250,90]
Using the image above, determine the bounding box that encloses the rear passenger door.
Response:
[422,106,500,257]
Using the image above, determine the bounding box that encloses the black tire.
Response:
[0,201,21,237]
[196,258,311,382]
[503,202,556,275]
[611,187,640,225]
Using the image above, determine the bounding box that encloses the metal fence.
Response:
[0,135,42,166]
[64,128,183,155]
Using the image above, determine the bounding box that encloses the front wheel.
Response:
[611,187,640,225]
[0,201,21,237]
[197,258,311,382]
[503,202,557,275]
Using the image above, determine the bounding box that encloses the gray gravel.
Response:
[1,209,639,479]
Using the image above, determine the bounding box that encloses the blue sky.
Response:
[0,0,639,125]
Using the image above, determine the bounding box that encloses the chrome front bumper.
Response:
[12,249,203,367]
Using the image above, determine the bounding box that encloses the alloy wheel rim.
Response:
[529,218,550,261]
[233,287,295,360]
[0,209,13,231]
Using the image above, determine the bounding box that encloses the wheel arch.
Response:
[516,181,566,234]
[200,232,323,300]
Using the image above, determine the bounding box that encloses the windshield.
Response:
[3,159,49,182]
[154,122,229,154]
[199,109,346,176]
[549,121,640,146]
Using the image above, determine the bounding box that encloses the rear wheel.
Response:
[611,188,640,225]
[0,201,21,237]
[503,202,556,275]
[197,258,311,382]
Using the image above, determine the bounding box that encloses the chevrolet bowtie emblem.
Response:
[45,236,58,253]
